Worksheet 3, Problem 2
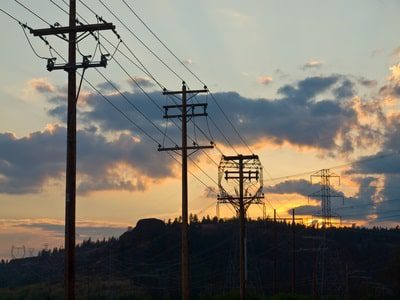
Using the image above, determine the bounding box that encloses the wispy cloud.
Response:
[257,76,273,85]
[302,60,323,70]
[182,58,193,65]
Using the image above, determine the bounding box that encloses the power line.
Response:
[264,151,400,183]
[96,0,185,82]
[49,0,221,178]
[79,0,244,161]
[119,0,253,154]
[120,0,206,86]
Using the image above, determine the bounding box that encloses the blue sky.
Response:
[0,0,400,259]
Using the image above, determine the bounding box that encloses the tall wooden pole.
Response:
[159,83,211,300]
[292,208,296,295]
[66,0,77,299]
[273,209,277,295]
[181,83,189,300]
[239,156,246,300]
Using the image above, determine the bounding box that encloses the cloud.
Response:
[271,177,378,222]
[302,60,323,70]
[127,76,155,89]
[182,58,193,65]
[44,74,382,155]
[97,80,121,92]
[0,74,385,194]
[0,125,176,195]
[266,178,344,200]
[357,77,378,88]
[27,78,56,94]
[257,76,273,85]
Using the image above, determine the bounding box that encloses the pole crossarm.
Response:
[158,144,214,152]
[29,23,115,36]
[163,103,208,119]
[163,87,208,95]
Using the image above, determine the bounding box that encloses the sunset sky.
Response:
[1,0,400,259]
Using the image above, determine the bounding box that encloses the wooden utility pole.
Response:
[218,155,264,300]
[239,157,245,300]
[292,208,296,295]
[159,82,212,300]
[29,2,115,298]
[273,209,277,295]
[66,2,76,298]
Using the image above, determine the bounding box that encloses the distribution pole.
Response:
[218,155,264,300]
[66,1,77,298]
[273,209,277,295]
[29,2,115,298]
[159,82,213,300]
[239,157,246,300]
[292,208,296,294]
[181,83,189,300]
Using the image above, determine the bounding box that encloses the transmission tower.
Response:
[158,81,213,300]
[309,169,343,227]
[309,169,345,299]
[217,154,264,300]
[28,2,116,298]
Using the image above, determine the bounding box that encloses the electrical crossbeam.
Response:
[224,170,259,181]
[30,23,115,72]
[163,103,208,119]
[30,23,115,36]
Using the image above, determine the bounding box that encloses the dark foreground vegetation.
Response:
[0,216,399,299]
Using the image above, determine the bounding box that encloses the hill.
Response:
[0,217,399,299]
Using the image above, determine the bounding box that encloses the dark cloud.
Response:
[28,79,55,94]
[346,115,400,222]
[0,74,384,194]
[97,81,121,92]
[333,79,356,99]
[127,77,155,89]
[0,125,175,195]
[266,179,321,198]
[271,177,378,222]
[357,77,378,88]
[43,74,378,155]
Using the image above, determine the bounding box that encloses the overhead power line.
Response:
[119,0,254,154]
[2,7,217,195]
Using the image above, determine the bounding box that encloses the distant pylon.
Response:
[309,169,344,227]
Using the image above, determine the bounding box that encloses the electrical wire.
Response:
[119,0,253,154]
[50,0,221,182]
[96,0,185,82]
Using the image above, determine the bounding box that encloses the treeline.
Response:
[0,217,399,299]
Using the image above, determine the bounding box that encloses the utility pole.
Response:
[273,209,277,296]
[158,82,213,300]
[29,2,115,298]
[218,155,264,300]
[292,208,296,295]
